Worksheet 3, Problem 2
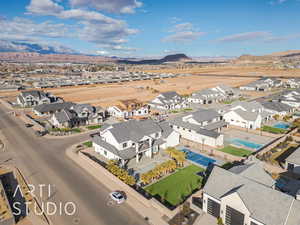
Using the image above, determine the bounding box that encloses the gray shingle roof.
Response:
[261,101,292,112]
[229,162,275,187]
[190,109,221,123]
[107,119,162,143]
[54,109,77,123]
[286,146,300,165]
[233,109,259,121]
[204,166,299,225]
[34,102,75,113]
[160,91,180,99]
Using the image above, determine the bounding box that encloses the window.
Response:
[123,142,127,148]
[104,150,107,156]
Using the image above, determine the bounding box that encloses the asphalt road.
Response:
[0,104,148,225]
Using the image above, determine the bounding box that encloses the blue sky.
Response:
[0,0,300,57]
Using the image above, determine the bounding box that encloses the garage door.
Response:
[225,206,245,225]
[207,198,220,218]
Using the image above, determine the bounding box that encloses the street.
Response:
[0,104,148,225]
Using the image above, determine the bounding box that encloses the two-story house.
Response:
[50,104,106,128]
[107,99,149,119]
[92,120,180,164]
[148,91,188,111]
[17,90,62,107]
[169,109,226,147]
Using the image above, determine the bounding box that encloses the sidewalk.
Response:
[66,145,170,225]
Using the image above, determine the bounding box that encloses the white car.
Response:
[109,191,125,204]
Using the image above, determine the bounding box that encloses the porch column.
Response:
[149,138,153,158]
[135,143,139,163]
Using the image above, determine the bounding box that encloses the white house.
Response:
[107,99,149,119]
[92,120,179,164]
[170,109,226,147]
[188,84,240,104]
[202,162,300,225]
[149,91,188,110]
[240,77,282,91]
[217,101,271,129]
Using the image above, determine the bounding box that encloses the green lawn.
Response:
[87,125,102,130]
[144,165,204,206]
[217,146,252,157]
[83,141,93,148]
[261,125,286,134]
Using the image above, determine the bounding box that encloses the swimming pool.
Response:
[181,148,216,167]
[273,122,290,130]
[230,138,262,150]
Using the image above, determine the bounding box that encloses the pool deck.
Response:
[177,146,225,168]
[223,128,275,151]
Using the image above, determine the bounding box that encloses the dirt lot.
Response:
[143,65,300,77]
[0,75,257,107]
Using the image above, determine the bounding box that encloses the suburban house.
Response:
[169,109,226,147]
[50,104,106,128]
[92,119,180,164]
[17,90,62,107]
[285,146,300,175]
[33,102,76,116]
[217,101,271,129]
[107,99,149,119]
[188,85,240,104]
[240,77,282,91]
[148,91,188,111]
[202,161,300,225]
[261,101,294,116]
[275,89,300,108]
[285,78,300,88]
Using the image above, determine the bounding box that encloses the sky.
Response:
[0,0,300,57]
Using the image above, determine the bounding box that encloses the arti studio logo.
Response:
[12,184,77,216]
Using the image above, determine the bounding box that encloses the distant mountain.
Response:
[0,40,77,55]
[118,53,192,64]
[0,52,115,63]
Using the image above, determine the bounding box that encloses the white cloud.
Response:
[26,0,64,15]
[163,22,205,43]
[25,0,139,52]
[69,0,142,14]
[216,31,271,42]
[0,17,72,41]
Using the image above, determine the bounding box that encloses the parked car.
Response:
[109,191,125,204]
[25,123,33,128]
[35,130,48,137]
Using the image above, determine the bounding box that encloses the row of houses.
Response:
[188,84,241,104]
[240,77,282,91]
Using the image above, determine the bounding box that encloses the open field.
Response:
[0,75,256,107]
[145,164,203,206]
[142,66,300,77]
